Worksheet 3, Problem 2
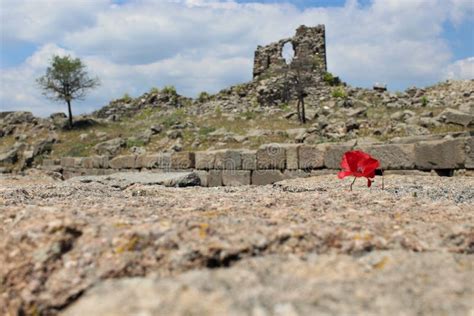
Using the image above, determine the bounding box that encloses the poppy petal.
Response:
[367,178,372,187]
[337,171,353,179]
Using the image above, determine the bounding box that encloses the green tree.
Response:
[37,55,100,128]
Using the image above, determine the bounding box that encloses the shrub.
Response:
[161,108,186,128]
[421,96,428,107]
[198,91,210,103]
[215,105,222,116]
[323,72,341,86]
[126,139,146,148]
[121,93,133,103]
[241,110,257,120]
[198,126,216,136]
[149,87,160,94]
[332,87,347,99]
[162,85,177,96]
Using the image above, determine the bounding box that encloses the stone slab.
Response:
[109,155,137,169]
[415,138,466,170]
[357,144,415,169]
[252,170,286,185]
[70,171,201,188]
[222,170,251,186]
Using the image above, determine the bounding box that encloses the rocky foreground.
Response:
[1,172,473,315]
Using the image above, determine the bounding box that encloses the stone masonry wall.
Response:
[253,25,327,80]
[42,134,473,186]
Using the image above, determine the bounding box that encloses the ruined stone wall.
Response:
[42,133,473,185]
[253,25,327,80]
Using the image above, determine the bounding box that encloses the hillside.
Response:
[1,78,473,173]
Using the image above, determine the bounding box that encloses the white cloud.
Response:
[444,57,474,80]
[1,0,472,116]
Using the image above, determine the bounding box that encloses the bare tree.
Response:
[282,56,314,124]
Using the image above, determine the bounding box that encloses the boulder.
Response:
[93,138,125,156]
[437,108,474,127]
[3,111,35,125]
[0,148,19,165]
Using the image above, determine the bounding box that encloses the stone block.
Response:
[42,159,56,167]
[195,151,216,170]
[82,156,109,169]
[61,157,78,168]
[241,150,257,170]
[171,152,195,169]
[108,155,137,169]
[280,144,300,170]
[222,170,250,186]
[283,169,311,179]
[252,170,286,185]
[214,150,241,170]
[194,170,209,187]
[298,145,325,169]
[257,144,286,170]
[466,137,474,169]
[357,144,415,169]
[136,154,170,169]
[324,144,352,169]
[415,138,466,170]
[208,170,223,187]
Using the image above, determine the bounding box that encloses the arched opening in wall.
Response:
[282,42,295,65]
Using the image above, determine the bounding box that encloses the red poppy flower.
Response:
[337,150,380,190]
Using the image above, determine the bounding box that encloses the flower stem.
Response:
[350,177,357,191]
[381,169,384,190]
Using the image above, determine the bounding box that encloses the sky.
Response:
[0,0,473,117]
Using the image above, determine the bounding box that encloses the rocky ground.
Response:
[1,171,473,315]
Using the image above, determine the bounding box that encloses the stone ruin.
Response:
[253,25,327,80]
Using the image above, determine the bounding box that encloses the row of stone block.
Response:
[195,169,314,187]
[55,136,473,172]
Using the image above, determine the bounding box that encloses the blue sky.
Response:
[0,0,473,116]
